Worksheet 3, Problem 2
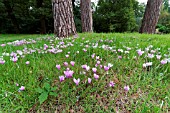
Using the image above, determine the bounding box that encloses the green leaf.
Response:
[44,83,51,92]
[49,92,58,97]
[38,92,48,104]
[36,87,43,93]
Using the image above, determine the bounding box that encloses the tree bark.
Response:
[139,0,163,34]
[36,0,46,34]
[3,0,20,34]
[80,0,93,32]
[52,0,77,38]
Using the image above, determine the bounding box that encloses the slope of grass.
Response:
[0,33,170,112]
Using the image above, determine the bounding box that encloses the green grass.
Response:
[0,33,170,112]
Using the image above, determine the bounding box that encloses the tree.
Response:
[139,0,163,34]
[52,0,77,38]
[2,0,20,33]
[36,0,46,34]
[80,0,93,32]
[93,0,136,33]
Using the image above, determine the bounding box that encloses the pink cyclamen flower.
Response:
[19,86,25,91]
[64,70,74,78]
[161,59,167,65]
[148,53,154,58]
[124,85,130,91]
[65,55,69,58]
[83,48,87,52]
[12,57,18,63]
[88,78,92,84]
[56,64,61,70]
[16,83,19,86]
[0,60,5,64]
[91,53,95,58]
[109,81,115,87]
[26,61,30,65]
[59,76,65,82]
[82,64,87,69]
[63,62,68,66]
[70,61,75,66]
[104,66,109,71]
[118,56,122,59]
[137,50,144,56]
[92,68,97,73]
[156,55,161,60]
[1,44,6,47]
[73,78,80,85]
[100,65,103,68]
[97,61,100,64]
[94,74,99,80]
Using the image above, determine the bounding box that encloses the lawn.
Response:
[0,33,170,112]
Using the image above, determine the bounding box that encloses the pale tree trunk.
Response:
[139,0,163,34]
[52,0,77,38]
[80,0,93,32]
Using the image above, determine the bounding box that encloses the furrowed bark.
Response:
[139,0,163,34]
[80,0,93,32]
[52,0,77,38]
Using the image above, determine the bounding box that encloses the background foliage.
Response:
[0,0,170,34]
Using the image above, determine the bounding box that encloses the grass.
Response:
[0,33,170,112]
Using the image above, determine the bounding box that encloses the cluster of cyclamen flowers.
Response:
[55,52,123,89]
[1,39,36,47]
[0,37,74,64]
[136,45,169,68]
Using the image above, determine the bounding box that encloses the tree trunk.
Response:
[139,0,163,34]
[36,0,46,34]
[80,0,93,32]
[3,0,20,34]
[52,0,77,38]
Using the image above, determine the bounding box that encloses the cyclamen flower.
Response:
[82,65,90,71]
[94,74,99,80]
[19,86,25,91]
[92,68,97,73]
[0,60,5,64]
[161,59,167,65]
[97,61,100,64]
[11,57,18,63]
[82,64,87,69]
[104,66,109,71]
[70,61,75,66]
[56,64,61,70]
[148,53,154,58]
[59,76,65,82]
[73,78,80,85]
[1,44,6,47]
[26,61,30,65]
[63,62,68,66]
[118,56,122,59]
[100,65,103,68]
[16,83,19,86]
[108,63,113,68]
[83,48,87,52]
[137,50,144,56]
[156,55,161,60]
[65,55,69,58]
[124,85,130,91]
[88,78,92,84]
[64,70,74,78]
[109,81,115,87]
[143,62,152,68]
[91,53,95,58]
